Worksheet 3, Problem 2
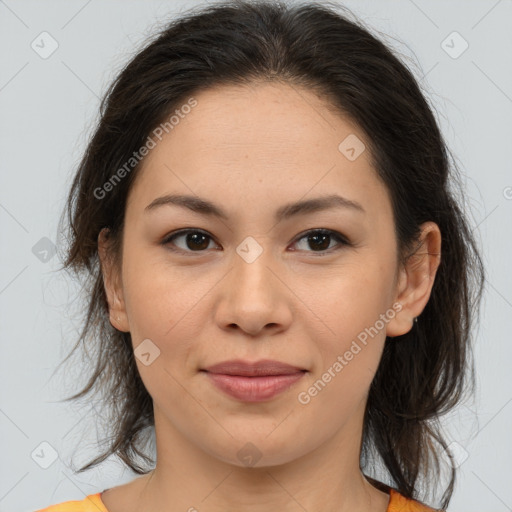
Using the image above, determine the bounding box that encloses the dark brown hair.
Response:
[56,1,484,509]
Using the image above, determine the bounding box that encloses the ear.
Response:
[386,221,441,337]
[98,228,130,332]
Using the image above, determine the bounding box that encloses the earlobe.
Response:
[98,228,130,332]
[386,222,441,338]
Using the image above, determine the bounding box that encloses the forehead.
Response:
[129,82,392,222]
[165,82,360,160]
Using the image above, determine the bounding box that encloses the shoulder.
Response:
[34,493,107,512]
[388,488,441,512]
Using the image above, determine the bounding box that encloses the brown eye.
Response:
[161,228,350,256]
[291,229,350,255]
[162,230,217,253]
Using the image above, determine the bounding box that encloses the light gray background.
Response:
[1,1,511,511]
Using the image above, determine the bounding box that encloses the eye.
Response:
[161,229,219,253]
[290,229,351,256]
[161,228,351,255]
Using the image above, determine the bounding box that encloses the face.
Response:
[101,81,434,469]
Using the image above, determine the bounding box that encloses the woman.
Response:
[35,1,484,511]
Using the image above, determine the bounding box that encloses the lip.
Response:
[203,359,305,376]
[201,359,307,402]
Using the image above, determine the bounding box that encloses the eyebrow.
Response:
[144,193,365,221]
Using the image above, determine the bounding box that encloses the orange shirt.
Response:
[34,488,439,511]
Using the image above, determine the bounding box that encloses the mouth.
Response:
[200,359,307,402]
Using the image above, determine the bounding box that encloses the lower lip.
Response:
[204,371,305,402]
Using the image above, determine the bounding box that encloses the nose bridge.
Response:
[232,235,274,296]
[216,234,289,333]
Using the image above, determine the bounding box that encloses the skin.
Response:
[98,82,441,512]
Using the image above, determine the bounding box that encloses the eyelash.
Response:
[161,228,351,257]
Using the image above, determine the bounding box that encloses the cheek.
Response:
[121,243,210,340]
[121,251,208,406]
[300,259,396,394]
[294,283,391,435]
[120,254,216,410]
[305,259,395,340]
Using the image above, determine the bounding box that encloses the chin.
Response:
[200,430,311,469]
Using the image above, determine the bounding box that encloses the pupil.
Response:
[309,233,330,251]
[187,233,209,250]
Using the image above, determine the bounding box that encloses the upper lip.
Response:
[202,359,306,377]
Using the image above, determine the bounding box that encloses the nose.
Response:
[214,241,293,337]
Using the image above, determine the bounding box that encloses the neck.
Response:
[131,406,390,512]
